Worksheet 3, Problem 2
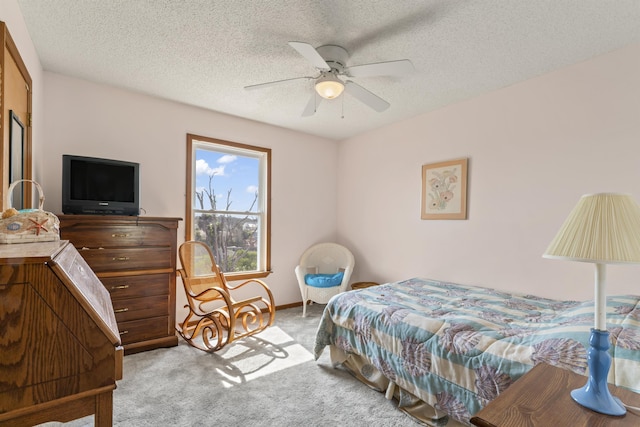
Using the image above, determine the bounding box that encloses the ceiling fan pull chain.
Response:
[341,94,345,119]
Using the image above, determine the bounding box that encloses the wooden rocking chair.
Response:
[177,241,275,352]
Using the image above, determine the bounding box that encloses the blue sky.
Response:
[194,149,259,212]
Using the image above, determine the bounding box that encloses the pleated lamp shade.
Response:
[543,193,640,264]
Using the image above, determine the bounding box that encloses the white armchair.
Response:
[294,242,355,317]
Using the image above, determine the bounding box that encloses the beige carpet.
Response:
[42,303,419,426]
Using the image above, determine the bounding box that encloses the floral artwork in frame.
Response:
[421,158,468,220]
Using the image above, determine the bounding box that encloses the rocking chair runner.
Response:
[177,241,275,352]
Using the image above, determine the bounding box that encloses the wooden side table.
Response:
[351,281,380,290]
[470,363,640,427]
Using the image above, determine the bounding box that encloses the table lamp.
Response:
[543,193,640,416]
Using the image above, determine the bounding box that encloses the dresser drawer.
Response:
[100,273,170,300]
[112,295,169,323]
[61,224,172,248]
[78,247,172,273]
[118,316,170,345]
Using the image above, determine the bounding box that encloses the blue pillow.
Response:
[304,272,344,288]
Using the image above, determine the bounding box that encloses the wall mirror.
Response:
[9,110,25,209]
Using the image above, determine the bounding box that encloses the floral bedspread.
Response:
[314,278,640,425]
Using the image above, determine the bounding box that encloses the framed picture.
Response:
[421,158,468,220]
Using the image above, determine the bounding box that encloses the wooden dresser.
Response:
[0,240,123,426]
[59,215,181,354]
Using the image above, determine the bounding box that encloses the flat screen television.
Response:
[62,154,140,215]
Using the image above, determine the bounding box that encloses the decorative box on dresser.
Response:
[0,240,123,426]
[59,215,181,355]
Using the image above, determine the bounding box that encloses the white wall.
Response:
[41,72,339,307]
[338,43,640,301]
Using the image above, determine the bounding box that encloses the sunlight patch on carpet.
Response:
[215,326,314,388]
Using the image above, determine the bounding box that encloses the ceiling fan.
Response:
[244,41,414,116]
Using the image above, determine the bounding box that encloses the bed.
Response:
[314,278,640,426]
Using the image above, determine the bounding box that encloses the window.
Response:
[186,134,271,279]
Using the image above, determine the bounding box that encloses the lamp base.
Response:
[571,329,626,416]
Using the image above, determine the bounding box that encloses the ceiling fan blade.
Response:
[302,93,321,117]
[288,41,331,71]
[345,81,390,112]
[244,76,313,91]
[347,59,414,77]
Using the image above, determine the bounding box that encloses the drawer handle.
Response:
[119,330,129,335]
[111,285,130,290]
[114,307,129,313]
[113,257,130,262]
[112,233,131,238]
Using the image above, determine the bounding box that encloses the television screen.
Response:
[69,160,135,202]
[62,155,140,215]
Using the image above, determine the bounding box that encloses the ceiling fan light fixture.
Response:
[315,74,344,99]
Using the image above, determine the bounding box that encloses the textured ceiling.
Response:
[16,0,640,141]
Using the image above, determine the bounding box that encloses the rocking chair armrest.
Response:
[227,278,269,292]
[227,279,275,305]
[192,286,231,302]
